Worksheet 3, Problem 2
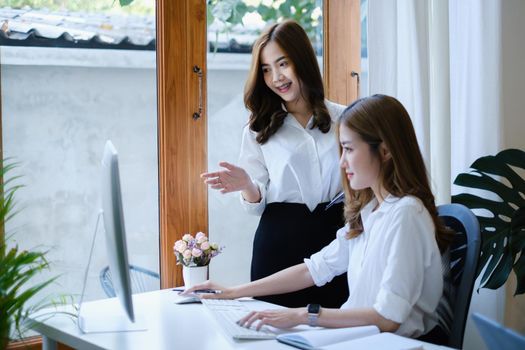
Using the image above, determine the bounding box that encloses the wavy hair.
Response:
[244,20,331,144]
[338,94,453,253]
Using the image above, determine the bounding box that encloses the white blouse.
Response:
[304,195,443,338]
[238,100,346,215]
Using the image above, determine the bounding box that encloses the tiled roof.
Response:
[0,7,156,50]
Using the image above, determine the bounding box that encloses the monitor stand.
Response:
[76,212,147,334]
[78,312,147,333]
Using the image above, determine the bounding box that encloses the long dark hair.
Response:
[244,20,331,144]
[338,94,454,253]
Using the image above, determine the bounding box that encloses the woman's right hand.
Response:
[181,280,237,300]
[201,161,260,202]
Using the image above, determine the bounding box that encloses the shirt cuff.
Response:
[373,288,412,324]
[304,254,333,287]
[239,181,266,216]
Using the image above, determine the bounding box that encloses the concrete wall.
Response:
[1,47,159,302]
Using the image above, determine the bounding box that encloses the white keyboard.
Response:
[201,299,276,340]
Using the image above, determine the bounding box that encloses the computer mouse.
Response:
[174,295,202,304]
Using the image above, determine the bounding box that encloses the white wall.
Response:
[501,0,525,152]
[206,54,258,285]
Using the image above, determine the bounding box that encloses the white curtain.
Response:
[368,0,431,166]
[367,1,506,349]
[449,0,502,181]
[448,2,505,350]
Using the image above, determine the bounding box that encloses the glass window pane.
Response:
[360,0,369,96]
[207,0,323,285]
[0,2,159,336]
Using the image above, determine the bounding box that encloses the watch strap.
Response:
[307,304,321,327]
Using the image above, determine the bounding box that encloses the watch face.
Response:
[308,304,320,314]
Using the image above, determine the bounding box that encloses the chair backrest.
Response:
[437,203,481,349]
[100,264,160,298]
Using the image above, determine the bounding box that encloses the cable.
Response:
[76,210,103,333]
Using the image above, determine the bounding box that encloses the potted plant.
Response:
[452,148,525,294]
[0,160,57,349]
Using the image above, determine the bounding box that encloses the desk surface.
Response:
[30,289,455,350]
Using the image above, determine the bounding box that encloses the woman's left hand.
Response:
[237,308,306,330]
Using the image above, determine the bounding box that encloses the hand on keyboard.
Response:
[236,307,306,330]
[201,299,276,340]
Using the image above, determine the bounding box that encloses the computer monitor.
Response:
[100,140,134,322]
[77,140,146,333]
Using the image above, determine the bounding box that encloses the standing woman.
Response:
[201,20,348,308]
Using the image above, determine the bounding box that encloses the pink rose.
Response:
[182,233,193,242]
[182,249,192,260]
[174,240,187,253]
[200,241,210,250]
[192,248,203,257]
[195,231,206,240]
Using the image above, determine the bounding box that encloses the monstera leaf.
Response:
[452,149,525,295]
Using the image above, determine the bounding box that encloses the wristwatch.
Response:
[307,304,321,327]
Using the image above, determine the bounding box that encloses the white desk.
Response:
[30,289,455,350]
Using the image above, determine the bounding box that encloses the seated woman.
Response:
[185,94,453,341]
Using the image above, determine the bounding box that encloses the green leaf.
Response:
[498,149,525,168]
[211,0,236,22]
[454,172,523,207]
[471,154,524,191]
[453,148,525,294]
[231,2,249,26]
[119,0,135,6]
[1,159,64,341]
[482,252,514,290]
[207,5,215,27]
[514,253,525,294]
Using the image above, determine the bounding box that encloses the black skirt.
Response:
[250,202,349,308]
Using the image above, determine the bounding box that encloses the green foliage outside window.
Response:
[2,0,155,15]
[3,1,322,49]
[207,0,322,42]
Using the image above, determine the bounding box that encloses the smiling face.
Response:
[339,124,382,193]
[260,41,305,107]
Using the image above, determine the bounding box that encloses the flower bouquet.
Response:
[174,232,223,287]
[173,232,222,267]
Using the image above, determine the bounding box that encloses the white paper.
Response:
[321,332,425,350]
[276,325,379,348]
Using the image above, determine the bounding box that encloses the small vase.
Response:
[182,265,209,288]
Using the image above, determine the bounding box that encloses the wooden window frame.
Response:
[156,0,360,288]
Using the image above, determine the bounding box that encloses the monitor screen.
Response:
[100,140,134,322]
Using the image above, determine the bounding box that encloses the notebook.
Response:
[276,326,423,350]
[472,312,525,350]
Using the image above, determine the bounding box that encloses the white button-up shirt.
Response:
[238,100,345,215]
[304,195,443,338]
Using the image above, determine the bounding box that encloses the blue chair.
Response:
[100,264,160,297]
[436,203,481,349]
